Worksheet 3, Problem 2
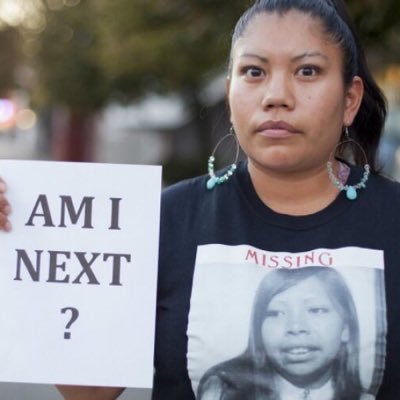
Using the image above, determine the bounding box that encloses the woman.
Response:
[197,267,362,399]
[0,0,397,399]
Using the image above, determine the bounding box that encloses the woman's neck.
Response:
[273,373,334,400]
[247,160,343,216]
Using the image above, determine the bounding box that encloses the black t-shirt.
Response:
[153,161,400,400]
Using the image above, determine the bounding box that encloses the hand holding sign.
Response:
[0,160,162,389]
[0,177,11,231]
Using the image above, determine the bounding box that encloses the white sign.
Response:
[0,160,162,388]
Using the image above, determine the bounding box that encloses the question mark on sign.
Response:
[61,307,79,339]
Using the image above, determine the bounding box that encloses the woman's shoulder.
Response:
[197,356,273,399]
[197,357,246,399]
[162,161,247,204]
[366,171,400,203]
[162,174,208,202]
[160,174,210,223]
[370,171,400,190]
[357,172,400,228]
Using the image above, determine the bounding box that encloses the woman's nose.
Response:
[285,310,309,335]
[261,72,294,110]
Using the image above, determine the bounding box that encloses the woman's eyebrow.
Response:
[239,53,268,63]
[238,51,329,64]
[291,51,329,62]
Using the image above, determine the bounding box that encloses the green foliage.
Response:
[92,0,248,99]
[33,0,108,110]
[27,0,251,109]
[348,0,400,44]
[0,27,21,95]
[24,0,400,109]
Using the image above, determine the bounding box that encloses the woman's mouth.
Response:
[255,120,301,138]
[281,345,320,362]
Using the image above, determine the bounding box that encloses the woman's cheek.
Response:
[261,319,284,342]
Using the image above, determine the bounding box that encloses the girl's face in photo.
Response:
[261,276,349,386]
[227,10,363,175]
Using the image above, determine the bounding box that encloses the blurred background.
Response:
[0,0,399,398]
[0,0,398,183]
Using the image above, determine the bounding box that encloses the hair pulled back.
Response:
[230,0,387,173]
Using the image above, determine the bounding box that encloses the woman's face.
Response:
[261,275,349,386]
[227,10,363,175]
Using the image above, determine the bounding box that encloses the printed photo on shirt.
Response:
[187,245,386,400]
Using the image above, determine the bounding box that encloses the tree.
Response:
[91,0,248,179]
[18,0,400,174]
[0,27,21,95]
[347,0,400,67]
[30,0,108,161]
[28,0,249,168]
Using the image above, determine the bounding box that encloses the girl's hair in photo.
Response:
[228,0,387,173]
[197,267,362,400]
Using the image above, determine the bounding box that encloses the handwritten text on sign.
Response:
[0,160,162,389]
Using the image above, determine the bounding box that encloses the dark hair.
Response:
[197,267,362,400]
[229,0,387,173]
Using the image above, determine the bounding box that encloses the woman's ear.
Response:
[341,324,350,343]
[225,75,231,100]
[225,76,232,123]
[343,76,364,127]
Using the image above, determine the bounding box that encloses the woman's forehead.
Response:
[269,276,332,303]
[232,10,334,57]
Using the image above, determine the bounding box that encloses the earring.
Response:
[326,127,370,200]
[206,126,240,190]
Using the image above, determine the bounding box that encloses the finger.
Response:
[0,195,11,215]
[0,178,6,193]
[0,212,11,232]
[0,188,12,231]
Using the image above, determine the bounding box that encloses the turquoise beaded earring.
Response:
[326,127,370,200]
[206,127,240,190]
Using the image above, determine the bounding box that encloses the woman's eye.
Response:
[309,307,329,314]
[265,309,284,318]
[297,66,320,77]
[243,66,264,79]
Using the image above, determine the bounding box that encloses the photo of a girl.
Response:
[197,267,372,400]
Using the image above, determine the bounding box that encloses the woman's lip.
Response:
[283,346,319,355]
[281,346,320,362]
[283,348,319,363]
[255,121,300,137]
[257,129,297,138]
